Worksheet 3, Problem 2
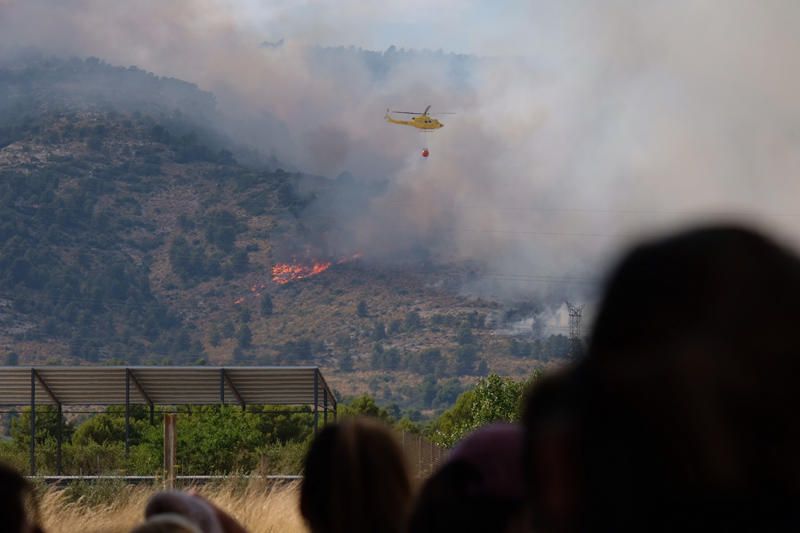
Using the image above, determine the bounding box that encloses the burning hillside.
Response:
[272,260,333,284]
[271,253,363,285]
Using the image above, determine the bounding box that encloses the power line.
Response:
[15,194,800,219]
[565,301,585,341]
[351,199,800,219]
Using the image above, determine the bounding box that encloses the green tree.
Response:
[469,374,525,427]
[11,406,75,451]
[209,327,221,347]
[420,375,437,408]
[173,406,263,473]
[456,325,474,345]
[404,311,422,331]
[372,321,386,341]
[429,372,541,447]
[454,344,478,374]
[237,324,252,348]
[279,338,313,363]
[383,348,401,370]
[231,249,249,273]
[339,352,354,372]
[204,210,239,252]
[413,348,442,375]
[260,294,273,316]
[388,319,403,335]
[232,346,246,362]
[339,395,394,424]
[508,339,532,358]
[370,343,384,370]
[71,406,147,447]
[357,300,368,317]
[248,405,313,443]
[433,378,465,408]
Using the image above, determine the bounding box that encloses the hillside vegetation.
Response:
[0,56,574,415]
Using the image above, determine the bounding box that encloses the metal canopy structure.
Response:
[0,366,337,475]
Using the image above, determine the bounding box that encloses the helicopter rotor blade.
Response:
[390,111,422,115]
[423,105,431,115]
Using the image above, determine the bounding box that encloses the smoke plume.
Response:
[3,0,800,304]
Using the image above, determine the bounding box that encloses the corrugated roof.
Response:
[0,366,336,410]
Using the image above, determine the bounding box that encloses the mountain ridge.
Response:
[0,56,571,416]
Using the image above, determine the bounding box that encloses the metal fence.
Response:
[399,431,447,478]
[29,475,301,487]
[26,432,447,485]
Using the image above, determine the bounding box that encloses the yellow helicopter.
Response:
[384,105,453,130]
[385,105,453,157]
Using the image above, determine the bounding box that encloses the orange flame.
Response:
[271,253,362,285]
[271,260,333,285]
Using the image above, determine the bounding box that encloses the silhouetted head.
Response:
[130,513,202,533]
[0,462,43,533]
[521,370,583,532]
[409,423,526,533]
[300,418,412,533]
[524,224,800,531]
[144,491,223,533]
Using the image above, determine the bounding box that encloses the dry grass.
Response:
[39,480,307,533]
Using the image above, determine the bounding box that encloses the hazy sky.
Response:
[227,0,534,55]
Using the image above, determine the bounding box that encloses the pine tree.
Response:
[260,294,273,316]
[237,324,252,348]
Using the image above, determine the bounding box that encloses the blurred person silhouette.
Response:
[523,225,800,531]
[130,513,202,533]
[0,462,44,533]
[141,490,247,533]
[300,418,412,533]
[409,423,527,533]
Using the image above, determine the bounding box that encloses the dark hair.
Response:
[525,225,800,531]
[300,418,412,533]
[409,461,520,533]
[0,462,41,533]
[410,423,526,533]
[521,370,583,532]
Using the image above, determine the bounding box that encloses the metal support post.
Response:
[323,390,328,425]
[219,368,225,405]
[164,414,177,490]
[127,369,154,427]
[56,402,63,475]
[313,370,319,435]
[221,369,245,411]
[29,369,35,476]
[418,434,422,477]
[125,370,130,460]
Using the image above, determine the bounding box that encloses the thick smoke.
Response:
[3,0,800,305]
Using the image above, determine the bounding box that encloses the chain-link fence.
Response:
[398,431,447,478]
